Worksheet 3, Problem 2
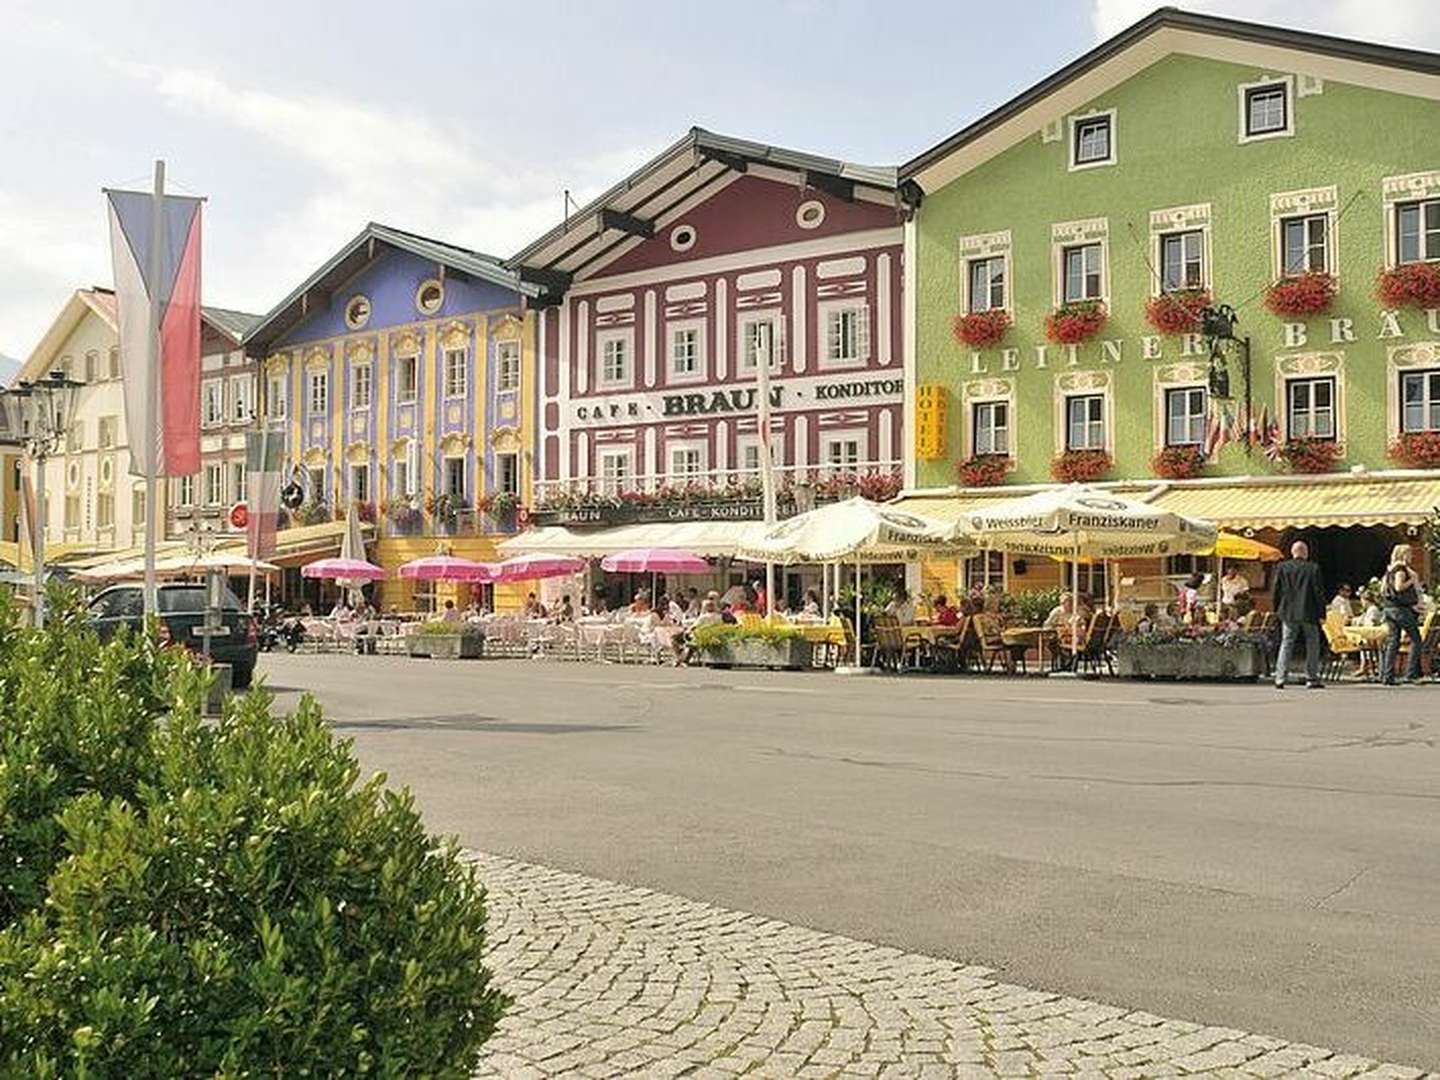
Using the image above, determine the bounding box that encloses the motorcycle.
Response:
[258,607,305,653]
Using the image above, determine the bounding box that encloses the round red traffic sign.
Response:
[229,503,249,530]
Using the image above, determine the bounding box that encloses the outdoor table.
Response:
[1346,624,1389,647]
[900,624,961,644]
[1002,625,1055,670]
[792,622,846,646]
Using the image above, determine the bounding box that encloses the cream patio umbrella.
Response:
[951,484,1217,650]
[738,497,973,670]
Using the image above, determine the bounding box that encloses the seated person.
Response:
[933,594,960,627]
[719,602,738,625]
[1043,595,1073,631]
[1135,602,1160,634]
[439,600,462,623]
[1329,583,1357,621]
[884,585,917,625]
[522,592,547,619]
[1219,566,1251,608]
[800,589,822,618]
[553,594,575,622]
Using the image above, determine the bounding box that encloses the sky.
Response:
[0,0,1435,362]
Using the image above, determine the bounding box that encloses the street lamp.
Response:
[0,370,82,627]
[1199,303,1253,455]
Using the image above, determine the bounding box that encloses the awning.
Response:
[500,520,768,558]
[1149,474,1440,529]
[886,491,1031,527]
[0,540,102,570]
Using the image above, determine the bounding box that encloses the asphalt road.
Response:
[260,655,1440,1068]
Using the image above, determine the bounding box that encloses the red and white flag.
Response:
[106,188,203,477]
[245,431,284,560]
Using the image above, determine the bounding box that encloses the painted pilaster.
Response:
[792,266,807,374]
[521,310,536,503]
[576,300,590,396]
[474,315,489,499]
[902,217,918,489]
[644,289,657,389]
[423,323,438,501]
[376,336,389,507]
[716,278,728,380]
[558,302,571,481]
[878,252,893,367]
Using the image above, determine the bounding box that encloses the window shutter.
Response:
[775,316,787,366]
[406,440,420,496]
[857,305,871,361]
[826,310,840,361]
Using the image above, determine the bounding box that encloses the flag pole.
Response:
[246,392,267,614]
[755,327,776,618]
[143,159,165,618]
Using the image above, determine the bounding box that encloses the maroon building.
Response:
[510,129,903,560]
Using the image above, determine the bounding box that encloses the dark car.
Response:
[88,582,259,689]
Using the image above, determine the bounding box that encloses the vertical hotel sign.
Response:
[914,384,947,460]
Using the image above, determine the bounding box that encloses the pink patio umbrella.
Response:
[301,557,387,581]
[493,553,586,582]
[397,554,496,582]
[600,548,710,605]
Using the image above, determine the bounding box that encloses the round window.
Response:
[344,295,371,329]
[416,279,445,315]
[796,199,826,230]
[669,224,697,252]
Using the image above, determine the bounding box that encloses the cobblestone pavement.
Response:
[470,854,1433,1080]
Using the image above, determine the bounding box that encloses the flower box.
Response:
[696,638,814,671]
[1389,431,1440,468]
[1150,445,1209,480]
[1264,272,1337,317]
[1376,262,1440,309]
[1050,449,1112,483]
[1115,638,1267,681]
[407,625,485,660]
[1145,289,1210,335]
[956,454,1010,487]
[1279,437,1343,474]
[952,310,1011,348]
[1045,301,1107,345]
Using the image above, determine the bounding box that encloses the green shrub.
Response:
[691,622,803,652]
[0,592,505,1077]
[1010,588,1062,627]
[412,619,481,637]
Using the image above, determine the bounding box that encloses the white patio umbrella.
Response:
[738,497,973,670]
[951,484,1217,651]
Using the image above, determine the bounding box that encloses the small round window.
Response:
[669,224,697,252]
[416,279,445,315]
[344,295,371,330]
[796,200,826,230]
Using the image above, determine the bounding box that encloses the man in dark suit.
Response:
[1271,540,1327,689]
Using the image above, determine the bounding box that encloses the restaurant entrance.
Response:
[1281,524,1409,596]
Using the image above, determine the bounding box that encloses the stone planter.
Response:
[1114,640,1266,681]
[407,631,485,660]
[697,638,813,670]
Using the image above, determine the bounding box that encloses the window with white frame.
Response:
[1065,394,1106,451]
[965,551,1005,592]
[83,351,97,383]
[1243,82,1290,139]
[96,492,114,530]
[351,363,372,410]
[204,463,224,506]
[396,354,419,402]
[739,314,783,373]
[64,495,81,530]
[669,322,703,380]
[738,435,780,476]
[176,475,194,507]
[1165,386,1207,446]
[822,304,869,368]
[1287,376,1336,439]
[267,373,288,419]
[1071,113,1113,168]
[496,341,521,392]
[308,370,328,415]
[231,375,256,423]
[231,461,247,504]
[443,457,466,500]
[394,442,417,498]
[350,463,369,504]
[1396,199,1440,265]
[97,415,117,450]
[1281,214,1329,274]
[972,400,1009,456]
[668,443,706,481]
[1159,230,1205,292]
[1062,243,1104,302]
[495,452,519,496]
[107,347,121,380]
[307,467,326,503]
[967,256,1006,313]
[443,348,467,398]
[822,433,863,473]
[66,421,84,454]
[598,448,632,494]
[132,488,147,534]
[1401,370,1440,433]
[202,381,224,427]
[598,331,632,388]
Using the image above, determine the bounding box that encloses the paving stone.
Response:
[466,852,1427,1078]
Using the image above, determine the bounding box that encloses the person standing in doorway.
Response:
[1379,544,1424,685]
[1272,540,1327,689]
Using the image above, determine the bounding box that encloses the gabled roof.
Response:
[241,221,539,355]
[508,127,897,295]
[202,305,263,343]
[902,6,1440,195]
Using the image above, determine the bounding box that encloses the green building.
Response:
[897,8,1440,599]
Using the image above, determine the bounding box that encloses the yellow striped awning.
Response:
[886,491,1028,526]
[1149,475,1440,529]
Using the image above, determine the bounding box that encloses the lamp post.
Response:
[1199,303,1253,455]
[0,371,82,627]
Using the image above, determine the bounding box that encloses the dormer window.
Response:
[1070,112,1114,170]
[1239,78,1294,143]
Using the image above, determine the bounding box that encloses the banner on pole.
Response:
[246,431,284,559]
[17,473,36,574]
[105,188,203,478]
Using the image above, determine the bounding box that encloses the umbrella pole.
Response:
[822,562,830,619]
[854,554,862,668]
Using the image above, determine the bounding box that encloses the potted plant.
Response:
[855,471,902,502]
[956,454,1010,487]
[1376,262,1440,309]
[692,622,813,670]
[1145,289,1210,335]
[354,499,377,524]
[406,619,485,660]
[383,498,423,533]
[1114,627,1269,680]
[425,491,456,528]
[952,310,1011,348]
[1264,271,1337,317]
[1012,588,1062,628]
[1388,431,1440,468]
[1150,445,1210,479]
[1045,300,1108,345]
[1279,437,1343,474]
[1050,448,1112,483]
[293,500,330,527]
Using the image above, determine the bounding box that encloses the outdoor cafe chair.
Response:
[1417,610,1440,677]
[871,614,909,673]
[838,614,877,669]
[1321,611,1368,680]
[1061,612,1115,676]
[930,615,977,673]
[975,613,1025,675]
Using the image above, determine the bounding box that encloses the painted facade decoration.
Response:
[514,130,904,526]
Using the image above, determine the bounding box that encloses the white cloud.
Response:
[1092,0,1440,49]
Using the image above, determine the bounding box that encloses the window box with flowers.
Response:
[1050,449,1112,483]
[1264,271,1337,318]
[1045,301,1108,345]
[1150,445,1210,479]
[352,499,377,524]
[1279,437,1343,474]
[478,491,520,530]
[956,454,1010,487]
[293,500,331,527]
[1388,431,1440,468]
[952,310,1011,348]
[1376,262,1440,310]
[383,498,424,534]
[425,492,457,528]
[1145,289,1210,335]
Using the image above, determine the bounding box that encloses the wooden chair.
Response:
[931,615,978,673]
[837,614,876,669]
[1417,610,1440,677]
[872,614,907,673]
[1061,612,1115,676]
[975,613,1025,674]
